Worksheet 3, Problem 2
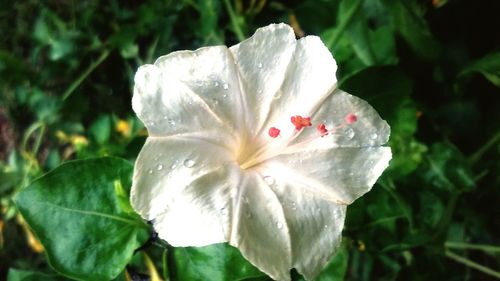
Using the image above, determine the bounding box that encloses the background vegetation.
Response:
[1,0,499,280]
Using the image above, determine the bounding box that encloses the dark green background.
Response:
[1,0,499,280]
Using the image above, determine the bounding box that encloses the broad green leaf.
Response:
[460,51,500,87]
[172,243,265,281]
[7,268,65,281]
[14,157,149,281]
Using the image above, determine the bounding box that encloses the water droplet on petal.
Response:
[222,94,228,98]
[148,169,153,174]
[291,201,297,210]
[168,119,176,126]
[212,98,219,105]
[258,89,263,95]
[258,62,263,68]
[157,164,163,171]
[171,162,177,169]
[163,115,168,120]
[222,83,229,90]
[196,80,203,86]
[370,133,378,140]
[263,176,275,186]
[183,159,195,168]
[273,90,282,100]
[324,224,329,229]
[214,81,219,87]
[276,222,283,229]
[343,127,355,139]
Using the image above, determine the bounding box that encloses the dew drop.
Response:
[222,83,229,90]
[276,222,283,229]
[212,98,219,105]
[324,224,329,229]
[148,169,153,174]
[258,62,263,68]
[263,176,275,186]
[168,119,176,126]
[273,90,282,100]
[291,201,297,210]
[258,89,263,95]
[153,156,159,161]
[214,81,219,87]
[157,164,163,171]
[183,159,195,168]
[370,133,378,140]
[171,162,177,169]
[163,115,168,120]
[222,94,228,98]
[343,127,355,140]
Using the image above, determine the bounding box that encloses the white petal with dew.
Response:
[229,23,297,138]
[229,170,292,281]
[265,146,392,204]
[255,168,346,280]
[131,137,235,246]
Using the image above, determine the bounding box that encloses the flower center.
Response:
[236,113,358,170]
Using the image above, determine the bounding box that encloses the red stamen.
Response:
[268,127,281,138]
[291,115,312,130]
[345,113,357,124]
[317,123,328,136]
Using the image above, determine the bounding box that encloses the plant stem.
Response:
[62,49,110,101]
[223,0,246,41]
[445,249,500,279]
[468,130,500,165]
[446,241,500,253]
[325,0,364,49]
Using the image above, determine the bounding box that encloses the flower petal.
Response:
[229,170,292,281]
[289,90,391,150]
[259,35,338,141]
[264,146,392,204]
[229,23,297,137]
[132,46,245,149]
[131,137,235,246]
[254,169,346,280]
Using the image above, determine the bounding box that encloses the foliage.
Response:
[1,0,499,280]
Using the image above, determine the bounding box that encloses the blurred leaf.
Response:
[7,268,64,281]
[196,0,223,44]
[420,142,476,193]
[14,157,149,281]
[172,243,265,281]
[89,115,111,145]
[380,0,440,60]
[460,51,500,87]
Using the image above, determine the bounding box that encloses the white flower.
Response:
[131,23,391,281]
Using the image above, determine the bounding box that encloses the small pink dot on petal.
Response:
[268,127,280,138]
[345,113,357,124]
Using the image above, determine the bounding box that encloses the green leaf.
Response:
[7,268,65,281]
[89,115,111,145]
[460,51,500,87]
[380,0,440,60]
[14,157,149,281]
[172,243,265,281]
[421,143,476,193]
